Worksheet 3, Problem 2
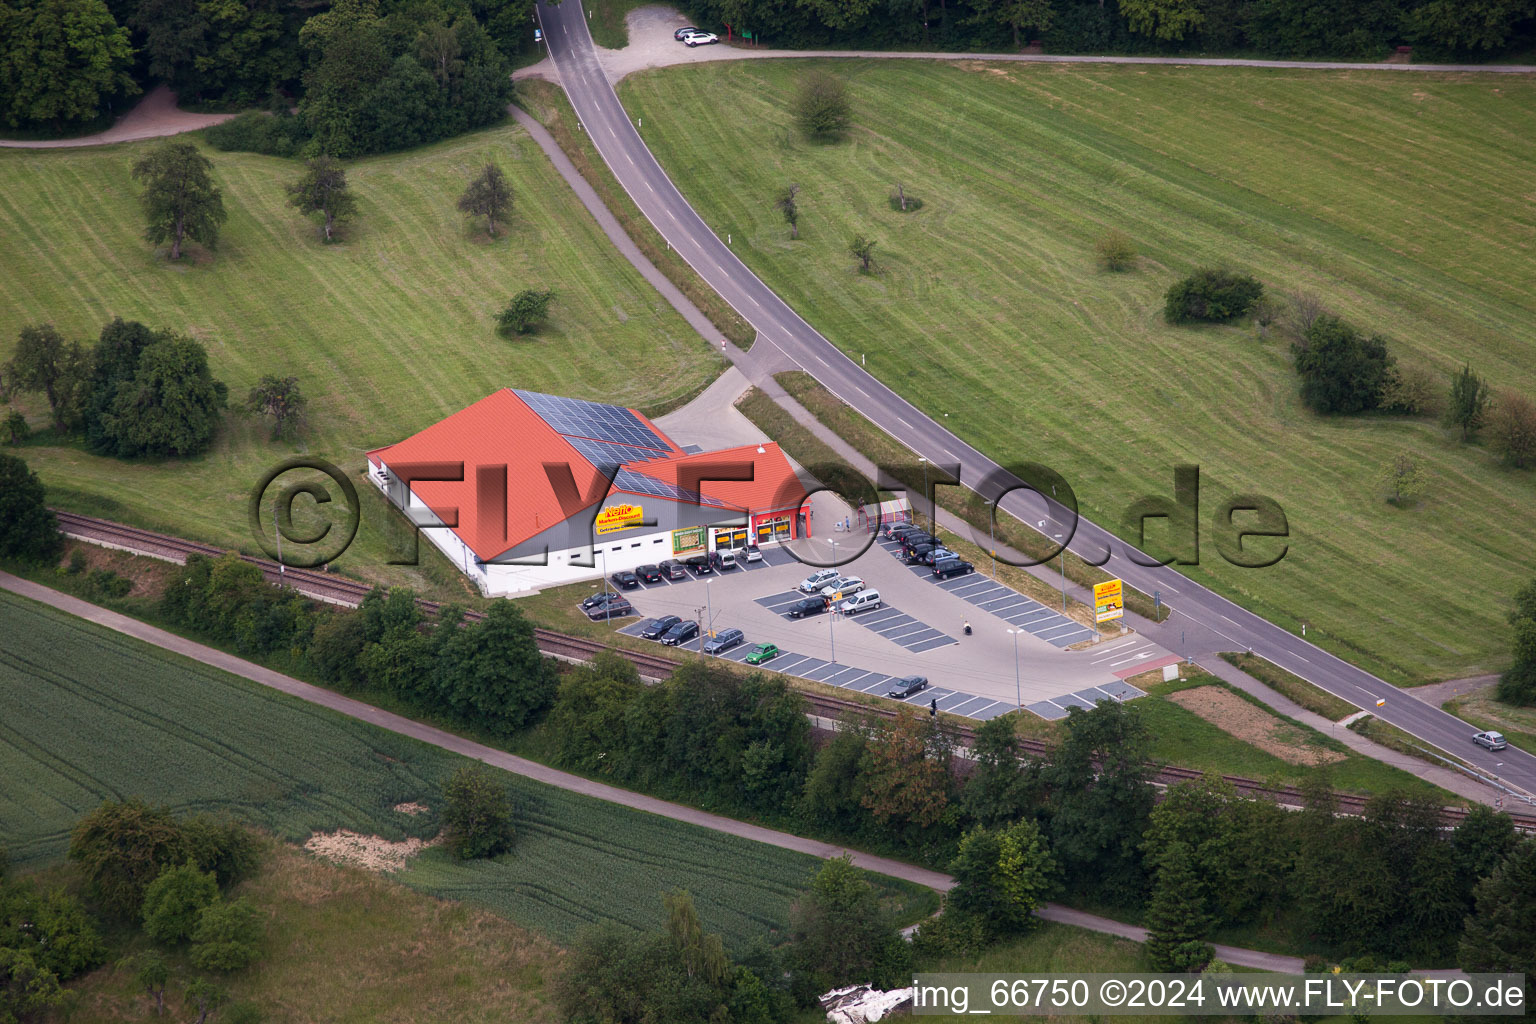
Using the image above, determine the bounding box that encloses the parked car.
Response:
[839,589,881,615]
[661,620,700,646]
[703,627,745,654]
[820,576,864,599]
[933,557,974,579]
[1473,730,1507,751]
[673,24,699,39]
[685,554,714,576]
[659,559,688,580]
[904,544,937,565]
[883,521,916,538]
[709,550,738,571]
[681,29,718,45]
[886,675,929,699]
[636,564,663,583]
[787,597,828,619]
[640,614,681,640]
[611,570,640,589]
[900,532,939,552]
[743,547,763,563]
[590,598,633,620]
[800,568,840,593]
[744,643,780,665]
[581,590,620,610]
[922,547,957,566]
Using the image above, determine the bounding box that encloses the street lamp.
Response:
[989,500,996,579]
[829,538,837,663]
[1054,533,1066,614]
[1007,628,1021,710]
[918,457,929,531]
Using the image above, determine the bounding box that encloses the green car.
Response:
[744,643,780,665]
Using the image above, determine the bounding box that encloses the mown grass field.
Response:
[0,590,924,950]
[0,121,723,591]
[54,839,565,1023]
[617,60,1536,685]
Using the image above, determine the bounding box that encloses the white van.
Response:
[839,589,881,615]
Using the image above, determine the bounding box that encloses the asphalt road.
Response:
[535,0,1536,798]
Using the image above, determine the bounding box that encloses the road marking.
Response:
[898,417,914,429]
[1109,652,1155,667]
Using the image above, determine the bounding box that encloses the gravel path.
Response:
[0,85,235,149]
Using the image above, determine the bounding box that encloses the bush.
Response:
[1095,229,1137,271]
[496,289,555,335]
[1381,362,1442,417]
[1488,390,1536,468]
[1,409,27,445]
[794,70,851,141]
[0,453,61,563]
[141,863,219,945]
[1163,268,1264,323]
[68,800,188,921]
[204,111,311,157]
[190,898,262,971]
[1291,314,1394,415]
[84,568,132,598]
[441,763,516,860]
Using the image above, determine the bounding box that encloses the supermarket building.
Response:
[366,388,811,595]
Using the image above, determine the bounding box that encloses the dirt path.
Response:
[1413,675,1499,707]
[1,569,1327,972]
[582,4,1536,84]
[0,86,235,150]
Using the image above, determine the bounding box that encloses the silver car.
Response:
[1472,730,1507,751]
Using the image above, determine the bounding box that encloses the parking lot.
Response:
[593,507,1164,717]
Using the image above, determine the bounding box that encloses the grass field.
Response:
[54,839,564,1023]
[617,60,1536,685]
[0,121,723,591]
[0,589,928,950]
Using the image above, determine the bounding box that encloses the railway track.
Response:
[51,510,1536,831]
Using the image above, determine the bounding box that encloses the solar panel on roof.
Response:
[613,468,734,510]
[513,389,675,466]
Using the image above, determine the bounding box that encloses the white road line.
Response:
[1110,652,1155,667]
[898,417,914,429]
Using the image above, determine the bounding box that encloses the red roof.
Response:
[628,444,808,515]
[368,391,808,561]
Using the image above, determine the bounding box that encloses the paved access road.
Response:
[534,0,1536,798]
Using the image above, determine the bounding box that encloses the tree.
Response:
[1381,362,1441,416]
[246,376,306,440]
[457,163,512,236]
[1292,315,1394,415]
[441,763,516,859]
[1497,578,1536,706]
[1488,389,1536,468]
[775,183,800,239]
[548,652,643,772]
[1408,0,1535,51]
[1459,839,1536,1008]
[121,951,170,1016]
[665,890,729,987]
[141,863,220,945]
[0,947,63,1022]
[436,600,556,732]
[2,324,90,431]
[1119,0,1205,39]
[1444,363,1491,441]
[68,799,188,921]
[131,141,228,260]
[801,725,869,830]
[947,820,1057,939]
[1143,842,1214,971]
[0,454,61,562]
[1095,229,1137,272]
[848,234,877,273]
[189,898,262,972]
[859,711,951,831]
[793,69,851,140]
[285,156,357,242]
[789,855,908,990]
[962,716,1040,828]
[184,977,227,1024]
[0,409,26,445]
[496,289,555,335]
[0,0,135,131]
[99,333,227,457]
[971,0,1054,48]
[1379,454,1426,506]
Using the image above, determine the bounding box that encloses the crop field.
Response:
[0,121,722,591]
[618,60,1536,685]
[0,590,923,950]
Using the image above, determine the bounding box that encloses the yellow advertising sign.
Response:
[595,503,644,535]
[1093,578,1124,623]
